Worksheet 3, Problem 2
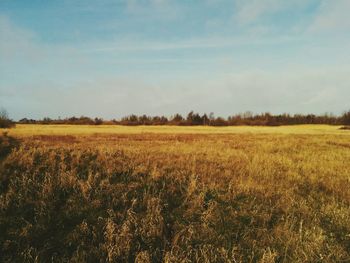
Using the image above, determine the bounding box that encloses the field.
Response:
[0,125,349,262]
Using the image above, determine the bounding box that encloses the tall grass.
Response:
[0,127,349,262]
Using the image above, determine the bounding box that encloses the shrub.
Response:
[0,109,15,128]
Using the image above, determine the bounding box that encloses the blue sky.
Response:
[1,0,349,120]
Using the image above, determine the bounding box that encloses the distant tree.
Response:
[19,118,37,124]
[152,116,168,125]
[12,111,348,127]
[159,116,168,124]
[129,115,138,123]
[94,117,103,125]
[263,112,280,126]
[121,114,139,125]
[192,113,202,125]
[202,114,209,125]
[19,118,29,124]
[78,116,95,125]
[242,111,253,119]
[342,111,350,125]
[0,108,15,128]
[186,111,194,125]
[212,117,227,126]
[171,114,184,124]
[42,117,52,124]
[139,115,151,125]
[186,111,202,125]
[209,112,215,125]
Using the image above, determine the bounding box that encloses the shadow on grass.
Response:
[0,133,20,161]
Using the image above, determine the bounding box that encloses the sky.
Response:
[0,0,350,120]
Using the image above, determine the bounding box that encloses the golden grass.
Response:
[3,124,349,137]
[0,125,349,262]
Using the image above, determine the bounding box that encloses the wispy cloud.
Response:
[124,0,180,20]
[81,35,299,54]
[6,66,350,120]
[234,0,311,26]
[0,15,38,60]
[308,0,350,33]
[1,0,350,120]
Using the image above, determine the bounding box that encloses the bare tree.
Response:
[0,108,14,128]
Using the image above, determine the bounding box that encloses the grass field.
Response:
[0,125,349,262]
[5,124,349,136]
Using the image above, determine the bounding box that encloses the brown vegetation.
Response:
[0,109,15,129]
[18,110,350,126]
[0,126,349,262]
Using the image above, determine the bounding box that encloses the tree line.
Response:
[0,109,15,129]
[16,110,350,126]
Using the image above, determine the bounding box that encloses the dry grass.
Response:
[5,124,349,137]
[0,125,349,262]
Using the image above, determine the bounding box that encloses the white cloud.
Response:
[0,15,40,61]
[5,66,350,120]
[150,0,169,7]
[124,0,179,20]
[221,68,350,114]
[82,34,298,54]
[1,14,349,120]
[308,0,350,33]
[234,0,311,25]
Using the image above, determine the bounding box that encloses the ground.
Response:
[0,125,349,262]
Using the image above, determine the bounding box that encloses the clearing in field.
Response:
[0,125,349,262]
